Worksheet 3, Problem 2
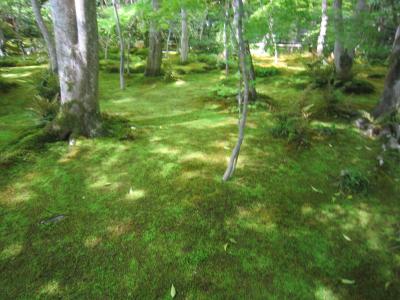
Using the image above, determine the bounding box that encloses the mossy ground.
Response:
[0,54,399,299]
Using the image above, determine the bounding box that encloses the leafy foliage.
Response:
[35,71,60,100]
[255,66,281,77]
[339,169,370,194]
[29,95,60,125]
[304,58,334,88]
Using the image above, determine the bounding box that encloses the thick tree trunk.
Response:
[373,26,400,117]
[180,8,189,64]
[0,27,6,57]
[145,0,162,76]
[50,0,101,138]
[317,0,328,57]
[112,0,125,89]
[223,0,250,181]
[223,0,229,75]
[333,0,353,81]
[31,0,58,73]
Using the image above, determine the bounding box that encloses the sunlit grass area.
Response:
[0,54,399,299]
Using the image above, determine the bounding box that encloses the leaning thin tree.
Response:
[49,0,101,138]
[223,0,250,181]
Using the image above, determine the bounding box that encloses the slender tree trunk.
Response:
[145,0,163,76]
[223,0,229,75]
[126,32,132,75]
[0,27,6,57]
[333,0,353,81]
[223,0,250,181]
[166,26,172,57]
[317,0,328,57]
[180,8,189,64]
[112,0,125,89]
[104,30,111,60]
[268,19,278,63]
[373,25,400,117]
[31,0,58,73]
[50,0,101,138]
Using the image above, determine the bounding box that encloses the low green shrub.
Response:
[0,77,17,93]
[196,54,218,66]
[271,113,312,149]
[304,58,334,88]
[35,71,60,100]
[102,113,137,141]
[211,84,237,99]
[255,66,280,77]
[339,169,370,194]
[28,95,60,125]
[342,79,375,94]
[316,124,337,137]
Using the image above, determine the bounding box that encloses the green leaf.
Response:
[311,186,323,194]
[224,243,228,251]
[341,279,355,285]
[342,234,352,242]
[171,284,176,298]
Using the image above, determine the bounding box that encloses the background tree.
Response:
[112,0,125,89]
[223,0,250,181]
[145,0,163,76]
[373,25,400,117]
[31,0,58,73]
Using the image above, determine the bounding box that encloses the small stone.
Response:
[377,155,384,166]
[40,215,65,225]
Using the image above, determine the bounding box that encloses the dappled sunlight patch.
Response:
[125,188,146,201]
[89,174,120,190]
[226,203,276,233]
[0,243,23,260]
[174,79,186,86]
[84,236,102,248]
[107,220,133,238]
[1,71,34,79]
[58,145,81,163]
[181,117,235,130]
[180,170,203,180]
[301,204,315,216]
[180,151,207,163]
[0,184,32,206]
[38,280,60,297]
[150,145,180,156]
[314,285,339,300]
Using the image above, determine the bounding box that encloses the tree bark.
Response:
[180,7,189,64]
[145,0,163,76]
[317,0,328,57]
[31,0,58,74]
[112,0,125,89]
[223,0,250,181]
[50,0,101,138]
[245,42,257,101]
[373,25,400,117]
[0,27,6,57]
[333,0,353,81]
[223,0,229,75]
[166,27,171,56]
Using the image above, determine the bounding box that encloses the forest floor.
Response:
[0,54,399,299]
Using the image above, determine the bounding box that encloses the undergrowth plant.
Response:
[339,169,370,194]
